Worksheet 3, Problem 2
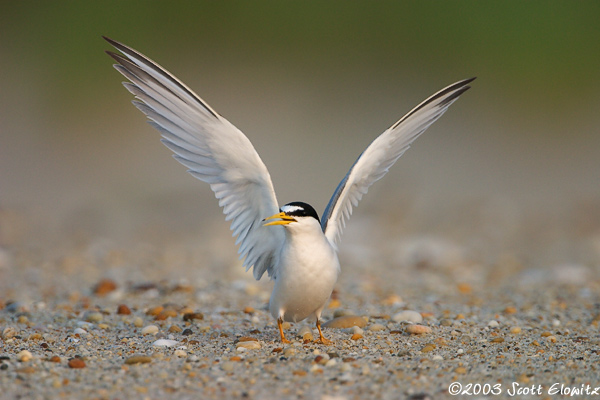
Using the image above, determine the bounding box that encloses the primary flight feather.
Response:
[104,36,474,343]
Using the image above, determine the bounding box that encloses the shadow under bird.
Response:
[104,36,474,344]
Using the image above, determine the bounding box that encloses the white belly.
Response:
[269,234,339,323]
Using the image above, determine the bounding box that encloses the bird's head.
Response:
[263,202,320,228]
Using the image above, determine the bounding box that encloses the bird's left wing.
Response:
[322,78,475,245]
[104,37,283,280]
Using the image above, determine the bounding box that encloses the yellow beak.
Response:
[263,211,297,226]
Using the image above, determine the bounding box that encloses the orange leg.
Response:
[278,317,292,344]
[314,318,333,345]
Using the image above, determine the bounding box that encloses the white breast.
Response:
[269,218,340,323]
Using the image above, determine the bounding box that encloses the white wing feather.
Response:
[321,78,475,245]
[104,37,283,280]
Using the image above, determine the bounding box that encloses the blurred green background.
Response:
[1,1,599,249]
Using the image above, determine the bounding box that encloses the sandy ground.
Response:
[1,202,600,400]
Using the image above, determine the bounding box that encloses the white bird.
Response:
[104,36,474,344]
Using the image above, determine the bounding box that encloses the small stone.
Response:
[292,369,307,376]
[168,325,183,333]
[133,317,144,327]
[392,310,423,323]
[352,326,364,335]
[73,328,88,335]
[405,325,432,335]
[48,355,61,363]
[141,325,159,335]
[546,335,557,343]
[504,306,517,314]
[152,339,179,347]
[454,366,467,374]
[351,333,363,341]
[325,359,337,367]
[297,326,314,341]
[17,315,29,324]
[84,312,103,323]
[93,279,117,296]
[236,341,261,350]
[369,323,386,332]
[174,349,187,357]
[182,312,204,321]
[314,354,330,365]
[281,321,291,330]
[221,361,235,372]
[98,323,110,330]
[146,306,164,316]
[440,319,453,327]
[381,294,403,305]
[457,283,472,294]
[322,315,367,329]
[2,327,18,339]
[510,326,522,334]
[540,331,552,337]
[421,344,435,353]
[155,309,178,320]
[243,306,255,314]
[490,337,504,343]
[182,328,193,336]
[17,350,33,362]
[432,355,444,361]
[236,336,259,343]
[284,348,297,357]
[117,304,131,315]
[125,355,152,365]
[488,320,499,328]
[68,358,86,369]
[230,356,242,362]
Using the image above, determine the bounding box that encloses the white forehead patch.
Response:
[281,204,303,213]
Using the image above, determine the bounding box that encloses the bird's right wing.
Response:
[321,78,475,245]
[104,37,284,280]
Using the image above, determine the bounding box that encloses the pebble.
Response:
[68,358,86,369]
[93,279,117,296]
[84,312,103,323]
[124,355,152,365]
[405,325,432,334]
[490,337,504,343]
[369,323,386,332]
[221,361,235,372]
[141,325,159,335]
[510,326,522,334]
[322,315,367,329]
[117,304,131,315]
[17,315,29,324]
[73,328,88,335]
[351,333,363,341]
[392,310,423,323]
[168,325,183,333]
[153,339,179,347]
[2,327,18,339]
[174,349,187,357]
[297,326,314,341]
[236,341,261,350]
[146,306,164,316]
[133,317,144,327]
[17,350,33,362]
[352,326,364,335]
[182,312,204,321]
[48,356,61,363]
[488,320,499,328]
[284,348,297,357]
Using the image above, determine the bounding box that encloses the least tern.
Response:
[104,37,474,344]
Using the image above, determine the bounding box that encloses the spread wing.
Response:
[104,36,284,280]
[321,78,475,245]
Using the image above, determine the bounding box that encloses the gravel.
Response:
[1,206,600,400]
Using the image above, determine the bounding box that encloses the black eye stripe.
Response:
[281,202,320,223]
